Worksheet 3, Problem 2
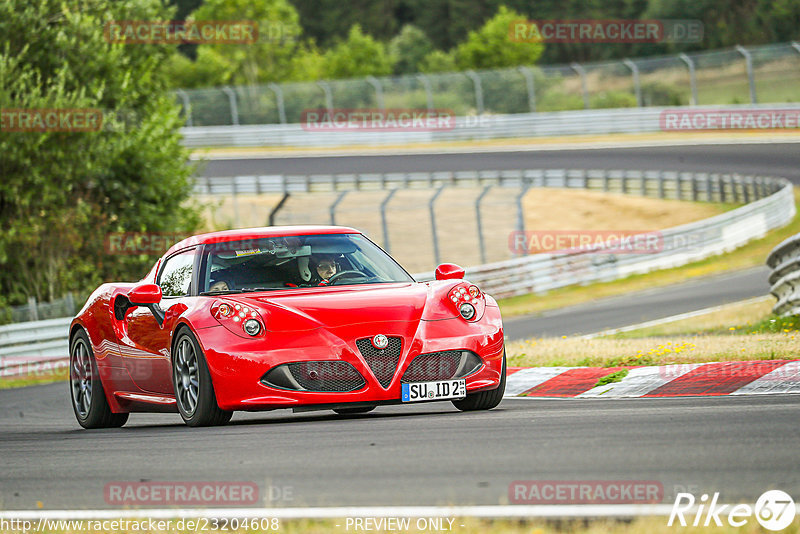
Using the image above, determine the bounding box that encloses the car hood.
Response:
[228,282,440,332]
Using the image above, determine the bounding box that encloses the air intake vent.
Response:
[261,361,365,392]
[401,351,482,383]
[355,337,402,388]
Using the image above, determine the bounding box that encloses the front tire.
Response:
[452,352,506,412]
[172,328,232,427]
[70,330,129,429]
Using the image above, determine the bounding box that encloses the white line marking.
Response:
[0,504,687,520]
[581,296,771,339]
[190,135,800,160]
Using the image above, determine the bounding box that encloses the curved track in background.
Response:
[199,142,799,338]
[200,143,800,183]
[1,142,798,512]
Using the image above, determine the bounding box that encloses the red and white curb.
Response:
[504,360,800,398]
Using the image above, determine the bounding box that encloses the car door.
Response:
[121,247,198,395]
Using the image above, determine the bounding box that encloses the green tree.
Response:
[0,0,199,306]
[190,0,320,85]
[418,50,458,73]
[389,24,434,74]
[454,6,544,70]
[323,25,393,79]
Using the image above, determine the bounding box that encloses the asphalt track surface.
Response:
[199,143,800,183]
[2,143,798,512]
[2,384,799,510]
[504,266,770,339]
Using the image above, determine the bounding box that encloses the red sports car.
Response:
[70,226,506,428]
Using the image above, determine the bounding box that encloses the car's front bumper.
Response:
[200,311,504,411]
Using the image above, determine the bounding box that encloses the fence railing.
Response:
[767,234,800,316]
[180,102,800,148]
[175,42,800,128]
[2,171,793,367]
[410,173,794,299]
[1,294,77,324]
[196,168,789,271]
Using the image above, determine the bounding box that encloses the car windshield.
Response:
[199,233,414,294]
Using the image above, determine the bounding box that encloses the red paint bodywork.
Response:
[71,226,505,414]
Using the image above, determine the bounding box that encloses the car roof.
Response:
[164,226,361,257]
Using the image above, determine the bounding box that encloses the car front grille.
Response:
[401,351,483,383]
[355,337,402,388]
[261,361,366,392]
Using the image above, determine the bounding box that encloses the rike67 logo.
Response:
[668,490,796,531]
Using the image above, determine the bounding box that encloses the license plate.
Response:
[401,379,466,402]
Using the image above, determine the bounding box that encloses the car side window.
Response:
[158,248,195,297]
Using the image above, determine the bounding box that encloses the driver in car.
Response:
[312,254,337,284]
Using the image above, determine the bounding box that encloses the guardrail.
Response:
[767,234,800,316]
[1,171,793,368]
[0,317,71,377]
[410,173,794,299]
[181,103,800,148]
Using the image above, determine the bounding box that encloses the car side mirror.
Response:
[435,263,465,280]
[122,283,165,325]
[128,283,162,305]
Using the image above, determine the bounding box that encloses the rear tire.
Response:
[452,352,506,412]
[333,406,376,415]
[70,330,129,429]
[172,328,232,427]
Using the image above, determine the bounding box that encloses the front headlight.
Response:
[212,300,265,338]
[448,283,485,322]
[243,318,262,336]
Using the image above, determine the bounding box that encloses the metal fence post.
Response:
[380,189,398,253]
[735,45,757,104]
[515,185,530,256]
[465,70,484,115]
[518,66,536,112]
[429,186,446,265]
[416,74,434,111]
[267,83,287,124]
[221,86,240,126]
[268,193,290,226]
[317,81,334,114]
[678,53,698,106]
[623,59,642,107]
[329,191,348,225]
[365,76,385,111]
[571,63,590,109]
[475,186,492,264]
[27,296,38,322]
[658,170,665,199]
[175,89,193,126]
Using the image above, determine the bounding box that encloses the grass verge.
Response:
[0,368,68,390]
[497,188,800,319]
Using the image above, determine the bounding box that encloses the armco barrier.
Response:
[411,174,794,299]
[1,171,794,366]
[180,103,800,148]
[0,317,71,375]
[767,233,800,316]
